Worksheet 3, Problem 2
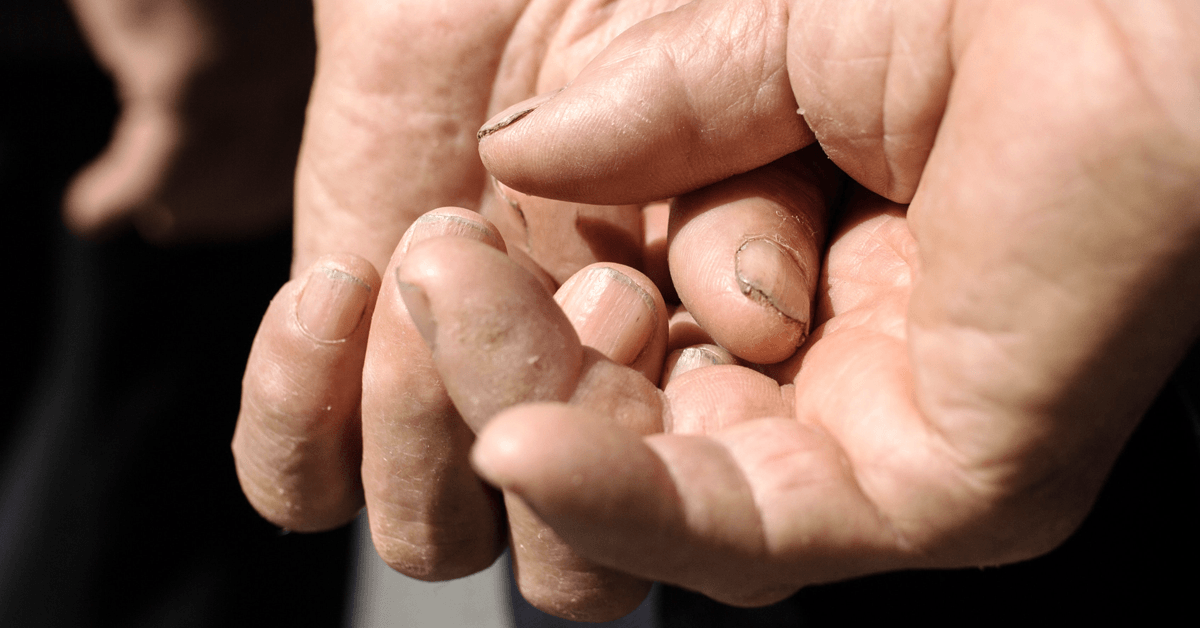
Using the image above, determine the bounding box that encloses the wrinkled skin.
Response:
[231,0,1200,622]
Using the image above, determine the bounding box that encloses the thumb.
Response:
[478,0,810,205]
[478,0,958,205]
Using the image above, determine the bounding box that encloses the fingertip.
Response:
[470,404,602,489]
[234,253,382,532]
[735,238,814,325]
[397,238,582,431]
[471,403,652,513]
[396,207,506,261]
[478,3,812,206]
[668,149,837,364]
[296,254,381,342]
[555,263,668,379]
[477,88,563,141]
[469,407,538,491]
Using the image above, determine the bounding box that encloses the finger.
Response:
[555,263,669,383]
[400,240,663,620]
[360,208,508,580]
[478,0,954,206]
[397,240,666,438]
[669,146,842,364]
[478,0,808,205]
[63,104,178,239]
[481,179,644,285]
[293,0,527,274]
[63,0,201,237]
[642,200,675,302]
[473,406,909,608]
[397,237,581,432]
[233,253,380,532]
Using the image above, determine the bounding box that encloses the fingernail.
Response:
[556,266,656,366]
[399,208,506,257]
[397,273,437,350]
[297,265,372,341]
[477,88,564,140]
[734,239,812,325]
[662,344,736,381]
[661,345,736,386]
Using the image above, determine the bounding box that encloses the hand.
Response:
[287,0,698,276]
[450,0,1200,608]
[234,0,1200,620]
[64,0,314,242]
[234,207,669,620]
[417,185,929,606]
[233,0,758,620]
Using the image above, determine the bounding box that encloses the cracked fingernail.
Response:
[556,265,656,366]
[477,88,564,140]
[734,238,812,326]
[397,273,437,350]
[297,264,372,341]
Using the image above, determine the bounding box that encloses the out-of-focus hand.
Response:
[65,0,314,242]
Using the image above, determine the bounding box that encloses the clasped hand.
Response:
[233,0,1200,622]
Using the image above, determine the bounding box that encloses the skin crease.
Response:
[230,0,1200,621]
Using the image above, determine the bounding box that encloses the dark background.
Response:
[0,2,352,625]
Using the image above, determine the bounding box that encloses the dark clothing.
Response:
[0,4,352,626]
